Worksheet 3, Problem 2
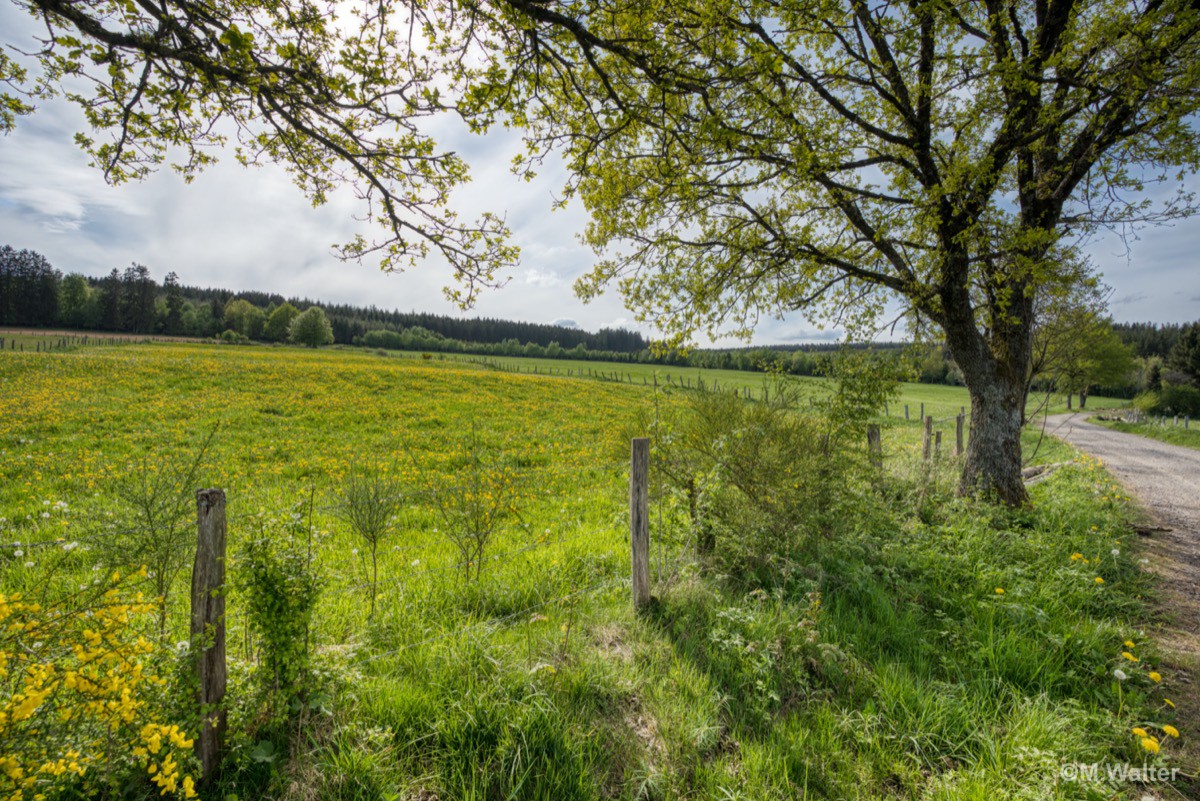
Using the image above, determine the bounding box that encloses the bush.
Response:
[239,509,321,714]
[0,572,198,799]
[1158,382,1200,416]
[218,329,249,344]
[1132,383,1200,416]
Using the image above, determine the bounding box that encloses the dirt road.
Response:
[1046,412,1199,782]
[1047,412,1200,610]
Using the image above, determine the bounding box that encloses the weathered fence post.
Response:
[630,438,651,611]
[955,414,965,456]
[192,489,228,784]
[922,416,933,461]
[920,402,925,420]
[867,424,882,469]
[905,404,910,420]
[935,430,942,458]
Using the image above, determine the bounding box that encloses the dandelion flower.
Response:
[1132,727,1149,737]
[1122,651,1138,662]
[1164,698,1175,708]
[1094,577,1105,584]
[1070,553,1084,561]
[1140,737,1160,754]
[1149,671,1162,683]
[1113,669,1128,681]
[1162,725,1179,738]
[995,588,1005,595]
[1124,640,1135,648]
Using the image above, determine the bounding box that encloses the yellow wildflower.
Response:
[1162,725,1179,739]
[1149,671,1162,683]
[1140,737,1160,754]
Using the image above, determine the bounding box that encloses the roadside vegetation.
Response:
[1092,417,1200,452]
[0,342,1186,799]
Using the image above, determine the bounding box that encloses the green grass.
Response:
[1092,416,1200,451]
[400,349,1124,420]
[0,341,1184,800]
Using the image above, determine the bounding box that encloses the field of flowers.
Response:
[0,341,1187,801]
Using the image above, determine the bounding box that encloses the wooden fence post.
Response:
[935,430,942,458]
[867,424,882,469]
[955,414,965,456]
[922,416,933,461]
[192,489,228,784]
[920,402,925,420]
[904,404,910,420]
[630,439,651,611]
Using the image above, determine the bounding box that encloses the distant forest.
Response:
[0,245,1191,386]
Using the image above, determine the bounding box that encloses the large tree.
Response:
[1168,321,1200,386]
[442,0,1200,504]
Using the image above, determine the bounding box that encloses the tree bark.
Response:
[957,368,1028,505]
[938,255,1032,507]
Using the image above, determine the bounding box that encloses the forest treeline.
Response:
[1,245,1195,402]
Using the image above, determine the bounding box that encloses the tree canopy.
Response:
[289,305,334,347]
[1168,321,1200,385]
[2,0,516,303]
[442,0,1200,503]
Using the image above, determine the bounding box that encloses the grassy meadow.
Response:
[420,350,1124,420]
[0,341,1188,800]
[1093,416,1200,452]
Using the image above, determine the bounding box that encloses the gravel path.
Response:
[1045,412,1199,782]
[1046,412,1200,612]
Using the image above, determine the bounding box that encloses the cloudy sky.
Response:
[1,5,1197,344]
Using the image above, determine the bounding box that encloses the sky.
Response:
[1,5,1197,345]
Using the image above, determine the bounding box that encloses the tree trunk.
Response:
[1079,388,1088,409]
[1066,391,1072,410]
[938,257,1032,507]
[957,365,1029,505]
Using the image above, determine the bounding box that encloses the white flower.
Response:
[411,559,420,567]
[62,542,78,552]
[12,549,22,558]
[40,512,50,519]
[24,561,34,568]
[1111,549,1120,557]
[1113,669,1129,681]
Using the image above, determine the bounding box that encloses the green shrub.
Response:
[1158,382,1200,416]
[239,507,322,711]
[1132,383,1200,416]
